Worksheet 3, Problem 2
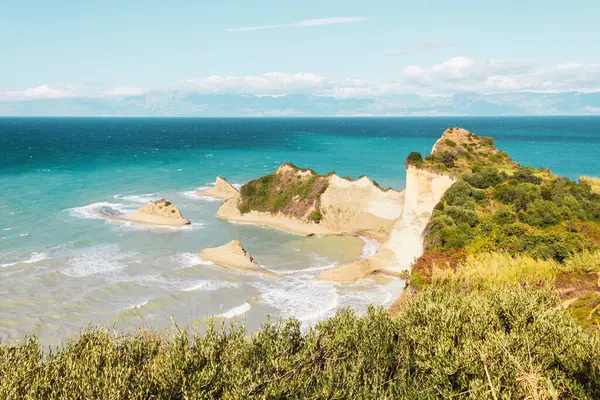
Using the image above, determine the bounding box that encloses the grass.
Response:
[581,176,600,194]
[237,164,329,223]
[2,286,600,399]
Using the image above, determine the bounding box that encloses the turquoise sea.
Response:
[1,117,599,344]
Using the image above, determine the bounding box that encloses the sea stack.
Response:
[200,240,279,279]
[196,177,239,200]
[124,199,191,227]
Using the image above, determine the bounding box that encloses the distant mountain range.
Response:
[1,91,599,117]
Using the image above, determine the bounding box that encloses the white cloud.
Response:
[0,84,78,100]
[103,87,148,97]
[3,58,600,104]
[225,17,370,32]
[180,72,328,94]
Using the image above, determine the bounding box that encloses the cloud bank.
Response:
[2,57,599,105]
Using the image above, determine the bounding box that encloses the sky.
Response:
[0,0,599,112]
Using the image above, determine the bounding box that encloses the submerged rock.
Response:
[200,240,279,279]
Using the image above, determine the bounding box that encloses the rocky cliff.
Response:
[217,163,404,236]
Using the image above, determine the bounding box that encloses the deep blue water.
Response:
[1,116,599,344]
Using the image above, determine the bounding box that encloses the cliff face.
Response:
[317,166,454,283]
[217,163,404,236]
[319,175,404,235]
[380,167,455,273]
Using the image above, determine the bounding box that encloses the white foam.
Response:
[128,299,149,309]
[232,183,242,190]
[257,280,339,322]
[219,302,251,318]
[2,228,12,231]
[67,202,133,220]
[181,280,239,292]
[173,253,214,268]
[0,252,48,267]
[277,262,337,275]
[62,244,131,277]
[180,187,221,201]
[359,236,381,259]
[113,193,159,204]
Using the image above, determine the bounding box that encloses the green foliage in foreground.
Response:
[2,287,599,399]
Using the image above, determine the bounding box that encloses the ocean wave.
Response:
[359,236,381,259]
[113,193,159,204]
[0,252,49,267]
[173,252,214,268]
[219,302,251,318]
[180,187,221,201]
[128,299,149,309]
[276,262,337,275]
[62,244,132,278]
[256,280,339,322]
[67,202,133,220]
[181,280,240,292]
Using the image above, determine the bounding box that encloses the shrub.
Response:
[445,205,479,227]
[520,199,562,227]
[494,183,541,211]
[2,287,599,399]
[405,152,423,167]
[444,138,457,147]
[493,207,517,225]
[438,151,456,168]
[512,167,542,185]
[465,167,505,189]
[310,209,322,223]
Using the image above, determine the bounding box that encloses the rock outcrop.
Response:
[318,167,455,282]
[217,163,404,237]
[105,199,191,227]
[196,177,239,200]
[200,240,279,279]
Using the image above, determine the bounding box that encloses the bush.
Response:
[464,167,505,189]
[1,287,598,399]
[405,152,423,167]
[438,151,456,168]
[493,207,517,225]
[445,205,479,227]
[444,180,484,208]
[310,209,322,223]
[512,167,542,185]
[494,183,541,211]
[520,199,562,228]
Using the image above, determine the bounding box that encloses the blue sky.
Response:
[1,0,599,111]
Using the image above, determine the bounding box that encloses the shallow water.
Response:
[1,117,599,344]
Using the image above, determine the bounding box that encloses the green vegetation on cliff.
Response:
[2,286,599,399]
[407,128,600,333]
[237,163,329,223]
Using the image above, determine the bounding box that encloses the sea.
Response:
[1,116,599,345]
